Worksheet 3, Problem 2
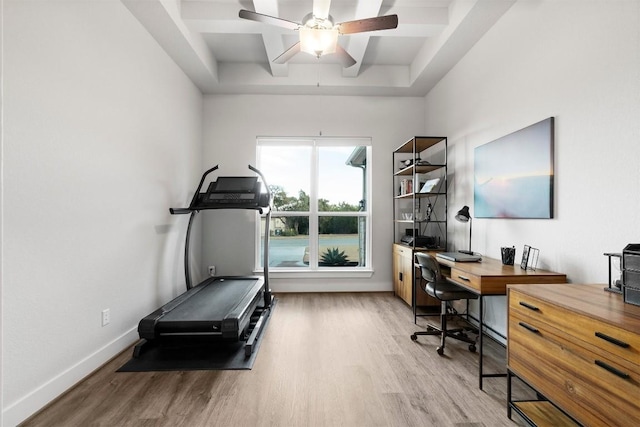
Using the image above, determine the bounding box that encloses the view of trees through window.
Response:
[270,187,360,236]
[257,139,370,269]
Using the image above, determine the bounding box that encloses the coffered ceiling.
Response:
[122,0,515,96]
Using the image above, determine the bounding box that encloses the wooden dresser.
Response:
[507,283,640,426]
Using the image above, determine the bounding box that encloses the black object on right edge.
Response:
[622,244,640,306]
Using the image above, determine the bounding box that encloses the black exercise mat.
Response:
[117,301,274,372]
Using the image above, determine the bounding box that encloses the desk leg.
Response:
[507,370,513,419]
[475,296,507,390]
[478,295,484,390]
[412,267,417,324]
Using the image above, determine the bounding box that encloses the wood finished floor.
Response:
[22,292,526,427]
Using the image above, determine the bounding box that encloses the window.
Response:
[256,137,371,273]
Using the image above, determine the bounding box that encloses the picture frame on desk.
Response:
[520,245,540,270]
[520,245,530,269]
[528,247,540,270]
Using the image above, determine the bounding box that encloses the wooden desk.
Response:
[430,254,567,389]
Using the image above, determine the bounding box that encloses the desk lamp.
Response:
[455,205,474,255]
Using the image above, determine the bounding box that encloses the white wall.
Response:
[1,1,203,425]
[425,0,640,337]
[202,95,425,292]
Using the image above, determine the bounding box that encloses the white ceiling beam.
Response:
[185,20,444,39]
[218,62,410,90]
[181,1,241,20]
[409,0,516,94]
[121,0,218,92]
[182,2,448,24]
[181,0,297,77]
[341,0,383,77]
[182,3,448,36]
[253,0,292,77]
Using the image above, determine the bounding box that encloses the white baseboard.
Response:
[2,328,138,427]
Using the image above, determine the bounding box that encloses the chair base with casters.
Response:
[410,298,478,355]
[410,252,479,356]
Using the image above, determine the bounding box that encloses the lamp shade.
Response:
[455,205,471,223]
[300,27,338,57]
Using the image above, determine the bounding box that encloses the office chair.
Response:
[410,252,478,355]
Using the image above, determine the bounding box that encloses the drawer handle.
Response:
[518,321,539,333]
[519,301,540,311]
[595,332,630,348]
[595,360,630,380]
[457,275,470,282]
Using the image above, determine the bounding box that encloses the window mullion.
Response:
[308,142,319,269]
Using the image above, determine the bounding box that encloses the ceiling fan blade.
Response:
[273,42,301,64]
[335,44,357,68]
[313,0,332,20]
[338,14,398,34]
[239,9,300,31]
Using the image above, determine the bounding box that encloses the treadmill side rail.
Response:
[137,280,210,340]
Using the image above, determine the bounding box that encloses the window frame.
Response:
[255,137,373,278]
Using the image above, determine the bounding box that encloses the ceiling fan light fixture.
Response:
[299,27,338,57]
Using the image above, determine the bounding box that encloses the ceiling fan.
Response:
[239,1,398,68]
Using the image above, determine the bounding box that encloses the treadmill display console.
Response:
[211,176,258,192]
[201,176,268,207]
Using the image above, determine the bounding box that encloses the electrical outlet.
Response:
[101,308,110,326]
[208,266,216,277]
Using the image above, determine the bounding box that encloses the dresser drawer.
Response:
[509,312,640,427]
[450,267,481,292]
[509,289,640,367]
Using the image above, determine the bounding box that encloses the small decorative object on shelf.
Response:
[603,252,623,294]
[501,246,516,265]
[520,245,539,270]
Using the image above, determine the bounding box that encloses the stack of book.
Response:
[399,179,413,195]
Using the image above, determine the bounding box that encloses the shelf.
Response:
[395,191,445,199]
[395,164,445,176]
[510,401,579,426]
[394,220,446,224]
[394,136,447,153]
[394,243,445,251]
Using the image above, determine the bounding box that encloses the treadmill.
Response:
[134,165,273,358]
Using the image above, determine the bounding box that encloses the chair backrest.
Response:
[415,252,443,285]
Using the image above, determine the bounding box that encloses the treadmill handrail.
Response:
[189,164,219,209]
[169,165,272,298]
[248,165,272,293]
[169,208,191,215]
[170,164,270,213]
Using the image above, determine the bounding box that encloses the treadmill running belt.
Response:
[138,276,265,339]
[162,278,259,322]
